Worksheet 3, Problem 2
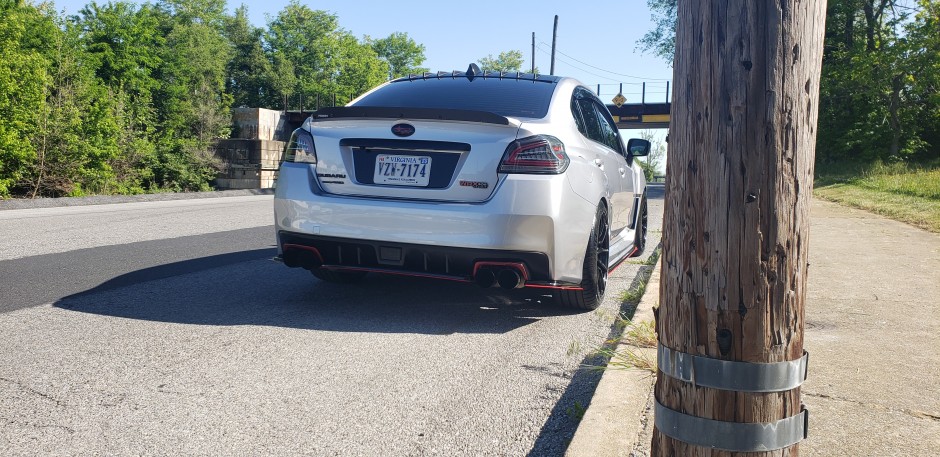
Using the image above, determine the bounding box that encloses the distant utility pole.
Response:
[652,1,826,456]
[531,32,536,73]
[550,15,558,75]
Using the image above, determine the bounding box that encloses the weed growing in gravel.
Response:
[567,340,582,357]
[583,247,663,374]
[598,346,656,374]
[588,320,657,374]
[622,320,656,348]
[566,401,587,421]
[618,248,661,304]
[625,245,663,266]
[618,273,650,303]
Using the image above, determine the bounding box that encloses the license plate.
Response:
[374,154,432,186]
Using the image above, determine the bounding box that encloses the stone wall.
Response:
[214,139,283,190]
[232,108,287,141]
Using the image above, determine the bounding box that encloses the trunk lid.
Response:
[307,115,520,202]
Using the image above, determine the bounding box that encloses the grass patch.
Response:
[622,320,657,348]
[587,320,657,374]
[582,248,662,374]
[590,346,655,374]
[815,161,940,233]
[624,246,662,266]
[617,262,656,304]
[618,282,648,304]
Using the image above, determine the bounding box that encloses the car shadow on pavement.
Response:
[54,253,583,335]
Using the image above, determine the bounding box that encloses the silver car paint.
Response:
[274,164,596,283]
[274,77,645,283]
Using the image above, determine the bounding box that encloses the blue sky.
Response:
[50,0,675,105]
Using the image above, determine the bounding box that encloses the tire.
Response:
[312,268,367,283]
[632,194,648,257]
[555,204,610,310]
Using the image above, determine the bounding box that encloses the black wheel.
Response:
[632,194,648,257]
[312,268,367,283]
[555,204,610,310]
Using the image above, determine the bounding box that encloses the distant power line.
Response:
[535,44,622,82]
[538,40,671,81]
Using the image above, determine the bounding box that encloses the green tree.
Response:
[333,33,389,103]
[78,1,163,99]
[158,0,227,28]
[154,23,232,190]
[0,1,48,197]
[817,0,940,163]
[636,129,666,182]
[265,2,389,106]
[76,1,164,193]
[269,50,296,110]
[224,5,271,108]
[368,31,427,78]
[265,2,343,102]
[478,50,525,72]
[149,0,232,191]
[637,0,676,65]
[31,19,122,197]
[639,0,940,164]
[901,0,940,162]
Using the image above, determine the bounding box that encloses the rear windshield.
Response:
[353,77,557,119]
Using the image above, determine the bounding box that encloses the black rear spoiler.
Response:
[309,106,510,126]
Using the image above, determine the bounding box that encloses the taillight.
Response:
[283,128,317,164]
[498,135,569,174]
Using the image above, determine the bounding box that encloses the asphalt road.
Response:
[0,186,664,456]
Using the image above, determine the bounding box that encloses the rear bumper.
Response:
[273,162,597,283]
[276,232,583,289]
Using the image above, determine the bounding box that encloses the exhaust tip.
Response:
[475,268,496,288]
[282,250,303,268]
[497,269,524,290]
[282,248,322,270]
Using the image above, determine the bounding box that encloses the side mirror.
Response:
[626,138,651,157]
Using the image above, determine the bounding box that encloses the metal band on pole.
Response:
[657,343,809,393]
[655,400,808,452]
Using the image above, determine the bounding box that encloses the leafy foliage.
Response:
[265,1,388,108]
[0,0,427,198]
[637,0,676,65]
[368,32,427,78]
[224,6,271,109]
[635,130,666,182]
[478,50,525,72]
[0,2,48,196]
[818,0,940,164]
[638,0,940,167]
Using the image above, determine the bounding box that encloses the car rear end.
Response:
[274,72,597,289]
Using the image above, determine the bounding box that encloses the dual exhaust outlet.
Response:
[474,266,526,290]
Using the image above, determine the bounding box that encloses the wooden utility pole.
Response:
[652,1,826,456]
[531,32,536,73]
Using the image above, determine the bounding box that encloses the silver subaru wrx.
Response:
[274,64,649,310]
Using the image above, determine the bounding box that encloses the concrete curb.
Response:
[0,188,274,211]
[565,257,662,457]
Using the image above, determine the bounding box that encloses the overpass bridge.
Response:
[606,102,671,129]
[600,81,672,130]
